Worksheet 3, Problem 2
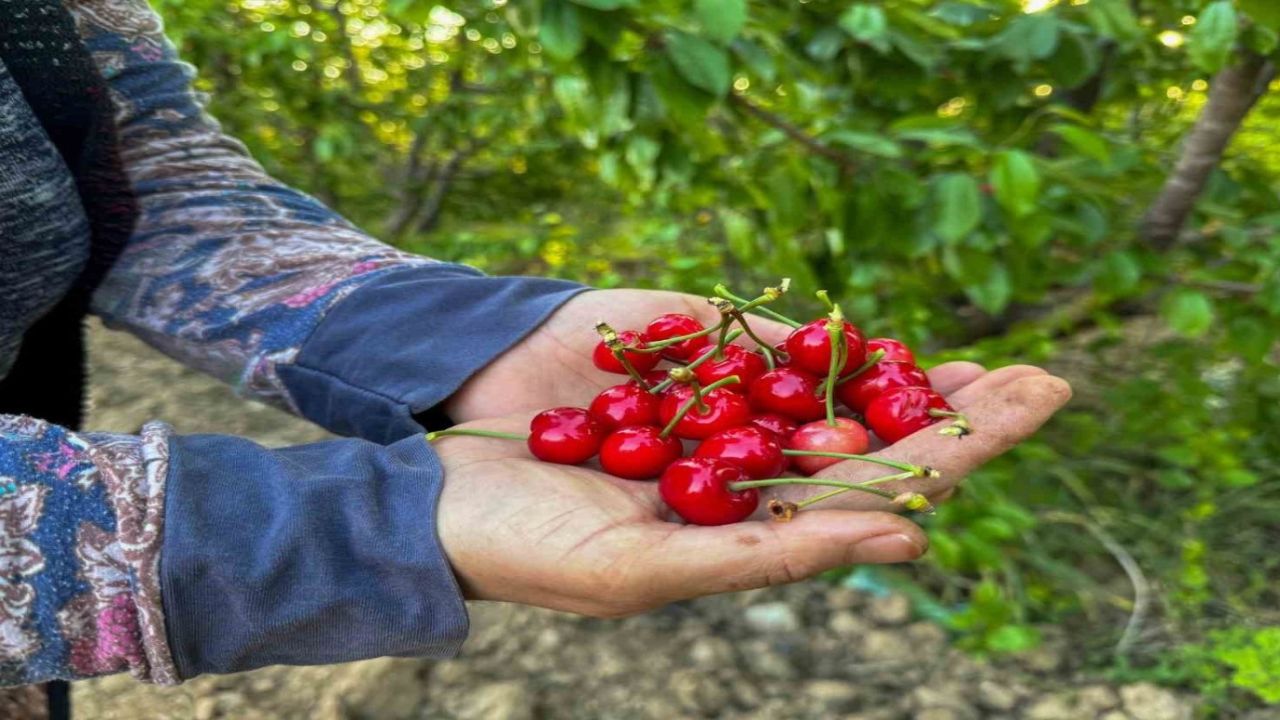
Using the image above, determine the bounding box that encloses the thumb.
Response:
[647,510,927,601]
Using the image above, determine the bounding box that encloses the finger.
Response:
[927,361,987,395]
[775,374,1073,511]
[648,510,927,600]
[943,364,1049,406]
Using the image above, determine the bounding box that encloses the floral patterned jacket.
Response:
[0,0,582,686]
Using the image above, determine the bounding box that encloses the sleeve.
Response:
[0,415,467,686]
[72,2,585,440]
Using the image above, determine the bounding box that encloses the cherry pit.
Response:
[427,280,966,526]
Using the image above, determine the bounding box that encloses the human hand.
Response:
[432,365,1070,616]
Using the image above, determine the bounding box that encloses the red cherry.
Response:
[645,313,711,362]
[865,386,954,444]
[528,408,605,464]
[772,341,791,367]
[589,384,661,430]
[748,368,826,422]
[693,345,767,392]
[866,338,916,364]
[592,330,661,375]
[694,426,786,479]
[786,418,871,475]
[599,426,683,480]
[784,319,867,376]
[659,458,759,526]
[658,386,752,440]
[835,361,932,413]
[748,414,798,440]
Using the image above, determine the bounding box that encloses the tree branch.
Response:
[1141,51,1276,249]
[728,94,860,172]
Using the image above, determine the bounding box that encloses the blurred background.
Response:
[81,0,1278,717]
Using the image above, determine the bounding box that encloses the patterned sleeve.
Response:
[0,415,178,686]
[69,0,435,413]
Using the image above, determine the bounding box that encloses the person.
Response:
[0,0,1072,710]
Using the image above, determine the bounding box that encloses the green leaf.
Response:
[540,0,584,60]
[569,0,632,8]
[934,173,982,242]
[650,59,715,126]
[967,262,1012,315]
[1161,289,1215,337]
[824,130,904,158]
[839,4,891,54]
[1188,1,1239,74]
[1052,124,1111,165]
[732,39,777,82]
[1095,251,1141,295]
[986,624,1043,653]
[696,0,748,44]
[1085,0,1142,44]
[665,31,731,96]
[992,14,1060,70]
[1240,0,1280,33]
[1046,31,1100,88]
[990,150,1040,218]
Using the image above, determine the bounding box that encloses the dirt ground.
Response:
[70,321,1244,720]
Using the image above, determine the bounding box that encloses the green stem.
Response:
[730,311,777,370]
[613,347,651,388]
[714,284,801,328]
[815,290,834,311]
[796,471,916,508]
[650,329,744,394]
[833,349,886,387]
[824,305,846,427]
[426,428,527,442]
[780,449,935,476]
[630,322,724,353]
[659,375,741,438]
[728,477,898,501]
[929,408,972,437]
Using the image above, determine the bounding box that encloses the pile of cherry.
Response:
[429,282,968,526]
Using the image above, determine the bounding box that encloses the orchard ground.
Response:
[75,322,1259,720]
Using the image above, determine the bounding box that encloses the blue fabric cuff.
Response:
[281,264,586,444]
[161,432,467,677]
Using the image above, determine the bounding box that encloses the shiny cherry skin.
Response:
[748,368,826,422]
[748,414,799,440]
[865,386,954,444]
[645,313,711,362]
[836,361,931,413]
[693,345,767,392]
[658,386,752,440]
[786,418,871,475]
[599,426,683,480]
[659,458,760,526]
[784,319,868,376]
[866,338,916,364]
[527,407,606,464]
[589,384,661,430]
[694,426,787,479]
[592,330,661,375]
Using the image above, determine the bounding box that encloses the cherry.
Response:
[629,369,673,392]
[645,313,711,362]
[599,426,683,480]
[592,330,661,375]
[748,368,826,422]
[659,458,759,526]
[836,361,931,413]
[658,386,752,440]
[866,338,915,364]
[528,407,606,464]
[784,319,867,376]
[748,414,798,440]
[589,384,661,430]
[786,418,871,475]
[694,427,787,479]
[693,344,767,392]
[865,386,954,444]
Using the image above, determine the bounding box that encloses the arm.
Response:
[0,415,465,685]
[73,2,583,440]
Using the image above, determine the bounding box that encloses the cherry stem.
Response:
[795,471,917,509]
[815,289,834,312]
[630,322,723,353]
[728,309,777,370]
[833,349,885,387]
[659,375,741,438]
[426,428,527,442]
[729,476,899,501]
[650,329,744,395]
[929,409,972,437]
[824,304,846,428]
[613,347,651,388]
[780,449,937,477]
[714,284,801,328]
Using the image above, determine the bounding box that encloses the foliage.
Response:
[159,0,1280,706]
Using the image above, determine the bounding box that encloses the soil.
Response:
[70,322,1226,720]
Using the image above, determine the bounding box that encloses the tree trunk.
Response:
[1141,51,1276,249]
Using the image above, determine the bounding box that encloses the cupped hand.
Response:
[432,365,1071,617]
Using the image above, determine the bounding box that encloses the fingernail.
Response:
[854,533,927,564]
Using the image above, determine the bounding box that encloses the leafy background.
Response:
[156,0,1280,710]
